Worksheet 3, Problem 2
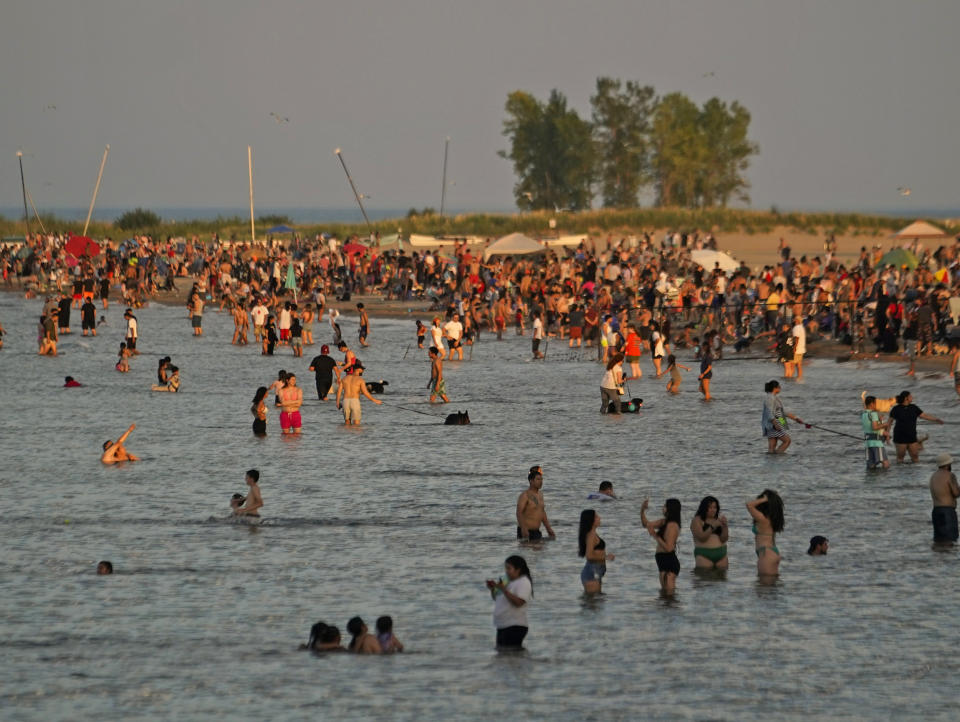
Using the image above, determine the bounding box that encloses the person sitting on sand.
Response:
[101,424,140,464]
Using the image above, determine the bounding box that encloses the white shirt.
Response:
[533,317,544,340]
[279,308,291,330]
[251,305,268,327]
[792,322,806,355]
[493,575,531,629]
[444,320,463,342]
[126,316,138,340]
[430,325,444,347]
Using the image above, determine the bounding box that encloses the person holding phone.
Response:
[486,555,533,649]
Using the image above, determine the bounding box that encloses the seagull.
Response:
[897,187,911,196]
[43,104,56,111]
[269,112,290,124]
[701,71,716,78]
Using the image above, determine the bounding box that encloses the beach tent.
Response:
[267,224,295,234]
[483,232,545,261]
[876,248,919,269]
[891,220,949,239]
[690,249,739,273]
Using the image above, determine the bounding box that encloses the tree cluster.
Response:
[500,78,759,212]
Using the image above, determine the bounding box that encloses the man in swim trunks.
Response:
[428,346,449,403]
[357,302,370,347]
[235,469,263,518]
[930,453,959,543]
[516,466,556,541]
[336,364,382,425]
[443,313,464,360]
[278,374,303,435]
[101,423,141,464]
[861,395,891,471]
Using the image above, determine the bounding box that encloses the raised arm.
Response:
[746,496,765,522]
[116,424,136,445]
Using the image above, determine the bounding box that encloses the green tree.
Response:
[499,89,595,211]
[115,208,162,230]
[590,77,656,208]
[649,93,703,207]
[698,98,758,207]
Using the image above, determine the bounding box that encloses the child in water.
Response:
[665,354,691,394]
[116,342,130,372]
[376,615,404,653]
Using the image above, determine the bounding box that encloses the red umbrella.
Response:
[65,234,101,257]
[65,254,79,268]
[342,242,368,255]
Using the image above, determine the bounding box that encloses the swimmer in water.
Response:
[375,616,404,653]
[230,493,245,513]
[101,424,140,464]
[234,470,263,518]
[97,560,113,575]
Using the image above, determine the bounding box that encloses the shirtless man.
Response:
[278,374,303,435]
[930,453,959,543]
[516,465,556,541]
[235,469,263,518]
[357,302,370,347]
[232,301,249,345]
[336,364,382,426]
[101,423,141,464]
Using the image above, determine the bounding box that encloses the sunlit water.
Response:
[1,292,957,720]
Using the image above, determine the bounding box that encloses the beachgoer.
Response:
[328,307,342,345]
[444,312,464,361]
[761,380,804,454]
[665,354,690,394]
[97,561,113,575]
[375,616,404,653]
[861,395,891,470]
[890,391,943,463]
[232,301,249,345]
[586,481,617,501]
[251,386,268,436]
[346,617,382,654]
[531,311,545,359]
[516,466,556,541]
[64,376,83,388]
[623,324,643,379]
[190,292,204,336]
[305,622,345,652]
[415,319,426,348]
[428,346,449,403]
[690,496,728,570]
[278,374,303,435]
[308,344,338,401]
[486,555,533,649]
[101,424,140,464]
[336,364,382,425]
[230,493,245,514]
[807,536,829,555]
[578,509,614,594]
[235,469,263,518]
[747,489,784,577]
[651,322,666,377]
[791,317,806,380]
[600,353,624,414]
[641,498,681,595]
[81,297,97,336]
[124,308,139,354]
[290,317,303,357]
[357,302,370,347]
[251,298,268,344]
[930,453,959,543]
[430,317,446,359]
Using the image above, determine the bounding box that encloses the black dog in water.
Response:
[365,380,389,394]
[607,397,643,414]
[444,410,471,425]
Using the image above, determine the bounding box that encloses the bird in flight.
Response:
[897,187,911,196]
[701,71,716,78]
[43,104,56,111]
[269,112,290,124]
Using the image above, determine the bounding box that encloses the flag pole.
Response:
[248,145,255,244]
[83,144,109,237]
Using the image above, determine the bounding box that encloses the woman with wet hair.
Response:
[691,496,728,570]
[641,498,682,594]
[747,489,785,576]
[346,617,381,654]
[251,386,268,436]
[578,510,615,594]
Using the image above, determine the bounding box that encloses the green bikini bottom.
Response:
[694,545,727,563]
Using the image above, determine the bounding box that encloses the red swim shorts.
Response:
[279,410,302,430]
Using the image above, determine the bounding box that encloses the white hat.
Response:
[936,453,953,467]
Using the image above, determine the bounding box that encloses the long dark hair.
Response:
[251,386,267,413]
[346,616,365,651]
[757,489,785,532]
[578,510,597,557]
[657,498,682,538]
[306,621,328,650]
[504,554,532,594]
[606,353,624,371]
[695,495,720,522]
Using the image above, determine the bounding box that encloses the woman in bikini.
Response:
[690,496,728,570]
[578,509,615,594]
[251,386,268,436]
[641,498,681,595]
[747,489,784,577]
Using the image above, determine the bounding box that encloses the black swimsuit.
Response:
[655,522,680,575]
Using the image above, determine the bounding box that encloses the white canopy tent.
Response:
[689,249,739,273]
[892,220,949,239]
[483,232,546,261]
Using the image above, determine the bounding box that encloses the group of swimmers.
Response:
[302,616,403,655]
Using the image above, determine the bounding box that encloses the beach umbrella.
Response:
[690,249,739,273]
[285,260,298,303]
[483,232,545,261]
[267,224,295,234]
[65,234,100,257]
[876,248,919,269]
[342,241,368,255]
[65,254,79,268]
[891,220,949,240]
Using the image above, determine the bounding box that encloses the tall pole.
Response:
[334,147,372,230]
[440,136,450,217]
[17,151,29,237]
[82,144,110,237]
[248,145,255,243]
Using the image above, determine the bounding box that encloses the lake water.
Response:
[1,292,957,720]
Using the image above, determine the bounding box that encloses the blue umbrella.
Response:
[268,224,295,234]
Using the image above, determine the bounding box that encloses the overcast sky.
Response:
[2,0,959,217]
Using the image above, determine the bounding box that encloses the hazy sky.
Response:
[2,0,959,216]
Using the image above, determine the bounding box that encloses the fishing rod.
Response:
[802,422,863,441]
